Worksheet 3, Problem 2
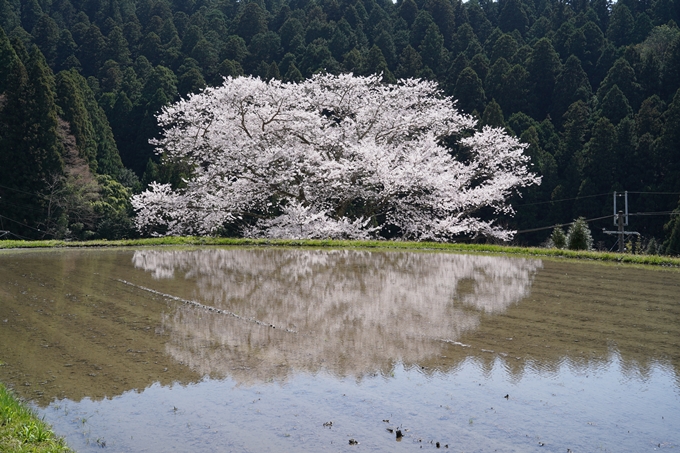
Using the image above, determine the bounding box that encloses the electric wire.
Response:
[512,192,611,207]
[0,182,44,197]
[0,214,54,237]
[514,215,614,234]
[514,211,679,234]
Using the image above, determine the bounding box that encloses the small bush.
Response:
[550,226,567,249]
[646,238,659,255]
[566,217,593,251]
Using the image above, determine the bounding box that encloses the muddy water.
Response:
[0,247,678,452]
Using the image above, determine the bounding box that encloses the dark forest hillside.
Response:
[1,0,680,251]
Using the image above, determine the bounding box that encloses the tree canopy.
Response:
[132,74,539,241]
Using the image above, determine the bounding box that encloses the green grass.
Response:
[0,383,73,453]
[1,236,679,267]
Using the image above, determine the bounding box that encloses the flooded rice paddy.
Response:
[0,247,678,452]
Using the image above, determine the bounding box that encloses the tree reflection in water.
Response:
[132,249,542,383]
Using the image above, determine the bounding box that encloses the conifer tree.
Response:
[552,56,592,122]
[550,225,567,248]
[396,45,423,79]
[454,67,485,114]
[0,44,64,236]
[526,38,561,120]
[566,217,593,250]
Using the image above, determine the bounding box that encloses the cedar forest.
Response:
[1,0,680,252]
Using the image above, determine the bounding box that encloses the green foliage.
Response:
[663,203,680,255]
[646,237,660,255]
[481,99,506,129]
[566,217,594,250]
[0,43,65,238]
[55,69,99,170]
[0,382,74,452]
[93,175,135,239]
[550,226,567,248]
[454,67,485,114]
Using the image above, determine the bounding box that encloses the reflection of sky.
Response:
[40,352,680,453]
[131,249,543,381]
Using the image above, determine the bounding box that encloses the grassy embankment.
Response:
[1,237,679,267]
[0,381,72,452]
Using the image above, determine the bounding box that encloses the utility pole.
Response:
[617,210,624,253]
[603,192,639,252]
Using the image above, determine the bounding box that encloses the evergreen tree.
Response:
[607,3,634,47]
[557,100,591,175]
[425,0,456,48]
[598,58,642,110]
[550,225,567,248]
[419,23,444,73]
[265,61,281,80]
[410,10,436,49]
[599,85,633,124]
[396,45,423,79]
[365,45,395,83]
[55,29,79,71]
[566,217,594,250]
[465,0,493,42]
[454,67,485,114]
[615,117,642,190]
[0,0,21,31]
[237,2,268,43]
[497,64,529,115]
[576,117,616,217]
[31,14,60,66]
[635,95,665,137]
[552,55,592,122]
[55,69,98,170]
[490,33,518,64]
[526,38,561,120]
[0,45,64,237]
[445,53,468,94]
[655,88,680,191]
[498,0,529,35]
[485,57,510,106]
[662,199,680,255]
[480,99,506,128]
[178,66,207,94]
[79,24,107,75]
[399,0,418,26]
[0,26,16,94]
[374,29,396,67]
[284,62,303,82]
[469,53,489,81]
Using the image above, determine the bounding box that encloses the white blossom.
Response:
[132,74,540,240]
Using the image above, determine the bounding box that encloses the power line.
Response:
[515,215,613,234]
[0,198,50,214]
[514,191,680,208]
[514,192,610,207]
[630,211,680,216]
[514,211,680,235]
[0,214,53,237]
[0,229,33,240]
[0,182,42,197]
[626,191,680,195]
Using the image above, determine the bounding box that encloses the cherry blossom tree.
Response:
[132,73,540,241]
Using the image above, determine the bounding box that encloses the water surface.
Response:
[0,247,678,452]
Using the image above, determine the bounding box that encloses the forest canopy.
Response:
[1,0,680,252]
